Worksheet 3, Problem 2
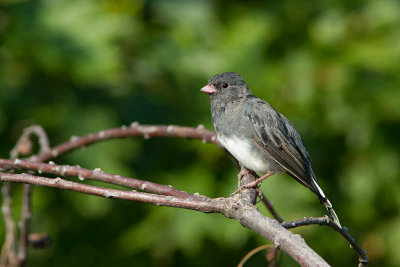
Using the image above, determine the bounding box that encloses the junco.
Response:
[201,72,341,227]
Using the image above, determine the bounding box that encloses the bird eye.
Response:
[222,83,228,88]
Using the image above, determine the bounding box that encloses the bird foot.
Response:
[230,169,250,196]
[230,188,241,196]
[241,171,273,190]
[237,168,250,188]
[230,183,264,199]
[230,170,272,197]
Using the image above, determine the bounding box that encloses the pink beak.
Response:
[200,84,216,94]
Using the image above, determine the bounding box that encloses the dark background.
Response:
[1,0,399,266]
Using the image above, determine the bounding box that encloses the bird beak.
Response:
[200,84,216,94]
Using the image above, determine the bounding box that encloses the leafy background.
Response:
[0,0,399,266]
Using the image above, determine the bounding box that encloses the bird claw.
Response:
[230,183,264,200]
[255,187,264,200]
[230,188,241,197]
[230,171,273,197]
[230,168,250,196]
[237,168,250,188]
[241,171,273,190]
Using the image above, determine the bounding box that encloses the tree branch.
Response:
[0,173,214,212]
[0,159,198,199]
[0,182,18,267]
[2,125,50,267]
[31,123,219,163]
[261,193,284,223]
[238,244,274,267]
[0,171,330,266]
[17,184,32,265]
[10,125,50,160]
[282,216,369,266]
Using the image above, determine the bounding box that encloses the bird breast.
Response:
[218,134,283,174]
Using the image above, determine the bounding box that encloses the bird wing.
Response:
[243,96,321,196]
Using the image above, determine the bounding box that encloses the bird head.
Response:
[201,72,251,101]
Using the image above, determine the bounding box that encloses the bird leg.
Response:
[230,168,250,196]
[231,168,268,197]
[233,171,273,199]
[241,171,273,190]
[237,168,250,189]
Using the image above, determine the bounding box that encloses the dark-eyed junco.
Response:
[201,72,341,227]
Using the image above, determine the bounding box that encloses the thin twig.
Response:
[17,184,32,264]
[11,125,50,266]
[10,125,50,159]
[282,216,369,267]
[32,123,219,163]
[266,247,279,267]
[0,173,214,212]
[260,193,283,223]
[237,244,273,267]
[0,182,18,267]
[0,159,199,199]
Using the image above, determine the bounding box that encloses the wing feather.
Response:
[243,96,321,195]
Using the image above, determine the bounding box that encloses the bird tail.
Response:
[319,196,342,228]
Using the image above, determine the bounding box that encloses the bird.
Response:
[201,72,342,227]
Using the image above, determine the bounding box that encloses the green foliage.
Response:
[0,0,399,266]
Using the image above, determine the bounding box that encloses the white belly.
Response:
[218,135,281,174]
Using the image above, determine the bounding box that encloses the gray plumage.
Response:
[201,72,341,227]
